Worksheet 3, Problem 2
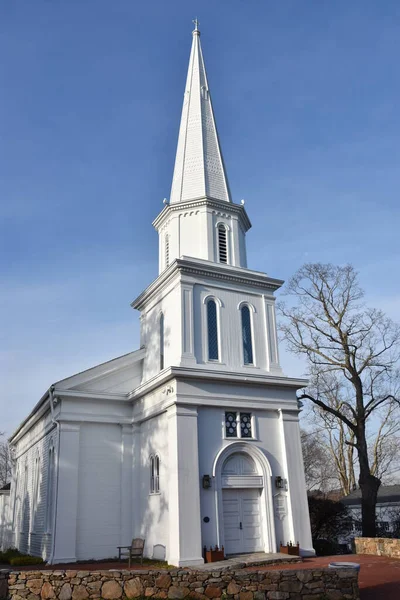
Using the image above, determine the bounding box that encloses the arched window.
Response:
[165,234,170,268]
[150,455,160,494]
[32,454,40,531]
[159,313,164,370]
[241,305,254,365]
[12,467,19,528]
[46,445,55,532]
[217,224,228,264]
[207,299,219,360]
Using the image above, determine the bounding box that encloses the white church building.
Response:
[3,24,314,566]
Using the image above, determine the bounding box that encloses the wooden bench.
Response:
[117,538,145,567]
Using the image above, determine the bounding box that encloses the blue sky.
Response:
[1,1,400,435]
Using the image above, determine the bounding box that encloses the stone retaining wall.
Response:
[355,536,400,558]
[0,567,359,600]
[0,572,7,600]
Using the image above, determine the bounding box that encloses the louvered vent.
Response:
[165,235,170,268]
[218,225,228,263]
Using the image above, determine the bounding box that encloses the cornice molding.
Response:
[131,257,284,311]
[127,364,307,402]
[152,197,251,232]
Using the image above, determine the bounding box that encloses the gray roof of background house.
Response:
[341,485,400,505]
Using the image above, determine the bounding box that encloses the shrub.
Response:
[0,548,23,564]
[9,555,44,566]
[313,538,341,556]
[308,496,352,541]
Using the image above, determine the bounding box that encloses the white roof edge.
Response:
[55,347,145,388]
[9,347,145,443]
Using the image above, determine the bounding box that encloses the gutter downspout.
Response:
[48,385,60,565]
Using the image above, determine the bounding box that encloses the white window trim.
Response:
[238,301,257,367]
[159,312,165,371]
[222,411,257,441]
[45,444,55,534]
[12,467,19,529]
[30,453,41,534]
[215,222,230,265]
[203,295,223,364]
[20,460,28,534]
[150,454,161,495]
[165,234,170,269]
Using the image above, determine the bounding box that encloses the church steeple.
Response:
[153,23,251,273]
[170,21,231,204]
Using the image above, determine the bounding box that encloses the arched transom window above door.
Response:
[222,452,258,476]
[221,452,263,489]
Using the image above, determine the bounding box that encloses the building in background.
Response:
[342,485,400,539]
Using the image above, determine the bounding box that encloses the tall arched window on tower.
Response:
[207,299,219,360]
[159,312,164,370]
[217,224,228,264]
[165,234,170,268]
[241,305,254,365]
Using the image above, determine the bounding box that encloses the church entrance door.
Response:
[222,488,263,555]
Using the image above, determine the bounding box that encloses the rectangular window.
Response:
[225,412,237,437]
[224,412,253,438]
[240,412,252,438]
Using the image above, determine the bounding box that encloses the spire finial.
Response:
[192,18,200,34]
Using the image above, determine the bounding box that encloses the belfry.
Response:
[3,24,314,566]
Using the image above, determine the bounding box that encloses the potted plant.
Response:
[279,541,300,556]
[203,545,225,563]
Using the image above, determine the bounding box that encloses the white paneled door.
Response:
[222,488,263,554]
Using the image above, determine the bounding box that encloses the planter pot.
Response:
[280,543,300,556]
[203,546,225,563]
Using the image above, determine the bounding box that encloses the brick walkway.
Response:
[252,554,400,600]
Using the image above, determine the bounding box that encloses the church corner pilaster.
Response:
[180,284,197,366]
[120,424,133,545]
[52,422,80,564]
[166,404,204,566]
[278,409,314,554]
[263,295,282,374]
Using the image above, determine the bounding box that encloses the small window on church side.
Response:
[32,455,41,531]
[150,455,160,494]
[241,305,254,365]
[46,445,55,533]
[207,299,219,360]
[224,412,253,438]
[217,224,228,264]
[165,234,170,268]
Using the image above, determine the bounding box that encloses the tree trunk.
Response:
[357,425,381,537]
[359,473,380,537]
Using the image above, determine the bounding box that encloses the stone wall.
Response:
[0,567,359,600]
[355,536,400,558]
[0,571,7,600]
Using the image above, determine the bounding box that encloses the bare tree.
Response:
[279,263,400,537]
[0,432,12,488]
[301,428,337,492]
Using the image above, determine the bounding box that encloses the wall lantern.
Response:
[275,476,285,490]
[202,475,212,489]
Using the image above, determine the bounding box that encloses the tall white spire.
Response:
[170,21,232,204]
